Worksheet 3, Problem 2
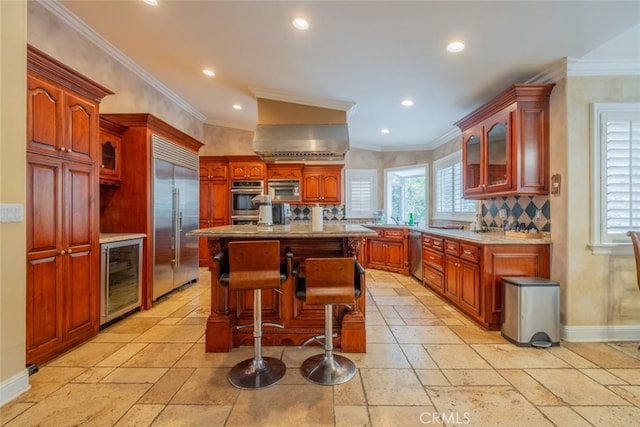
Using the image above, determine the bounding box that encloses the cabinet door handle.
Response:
[60,146,66,151]
[67,148,72,153]
[463,250,472,255]
[67,248,73,254]
[60,250,66,255]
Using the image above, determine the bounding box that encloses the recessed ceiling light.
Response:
[401,99,414,107]
[143,0,158,6]
[446,41,465,53]
[232,104,242,110]
[292,17,309,30]
[202,68,215,77]
[381,128,390,134]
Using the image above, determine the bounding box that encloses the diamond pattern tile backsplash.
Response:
[481,195,550,232]
[291,204,345,221]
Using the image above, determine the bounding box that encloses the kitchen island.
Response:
[188,223,377,353]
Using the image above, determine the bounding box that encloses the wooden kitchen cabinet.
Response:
[266,163,303,180]
[99,116,126,185]
[365,227,409,275]
[456,84,554,199]
[199,157,229,266]
[228,156,265,180]
[26,45,112,366]
[302,165,342,204]
[421,231,550,330]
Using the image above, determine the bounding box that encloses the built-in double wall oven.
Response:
[230,180,264,225]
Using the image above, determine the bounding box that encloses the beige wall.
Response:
[556,75,640,332]
[1,0,28,398]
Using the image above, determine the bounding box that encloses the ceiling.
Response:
[57,0,640,151]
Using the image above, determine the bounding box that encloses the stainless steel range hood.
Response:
[253,123,349,162]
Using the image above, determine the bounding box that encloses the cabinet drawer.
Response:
[384,228,405,239]
[423,266,444,290]
[444,240,459,256]
[460,243,480,263]
[431,237,444,251]
[423,249,444,270]
[422,235,433,248]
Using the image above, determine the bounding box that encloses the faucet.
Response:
[390,216,400,225]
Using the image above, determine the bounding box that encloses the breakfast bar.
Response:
[188,223,377,353]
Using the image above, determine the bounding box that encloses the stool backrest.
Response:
[304,258,356,305]
[228,241,282,290]
[627,231,640,291]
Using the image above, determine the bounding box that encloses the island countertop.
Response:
[187,223,378,238]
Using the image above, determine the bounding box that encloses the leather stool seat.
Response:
[294,257,365,385]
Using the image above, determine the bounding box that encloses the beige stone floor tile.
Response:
[4,383,149,427]
[394,288,413,296]
[372,296,421,306]
[547,345,600,368]
[170,367,240,405]
[102,367,168,384]
[47,342,128,367]
[399,344,439,369]
[151,404,232,426]
[425,344,492,369]
[96,342,148,367]
[360,368,429,406]
[608,342,640,359]
[102,316,162,334]
[368,406,439,427]
[0,402,34,425]
[114,403,165,427]
[609,385,640,406]
[580,368,628,385]
[415,369,451,386]
[562,342,640,368]
[138,367,195,404]
[334,405,370,427]
[366,325,397,343]
[377,305,399,318]
[426,386,553,426]
[471,344,571,369]
[525,368,631,406]
[167,304,197,318]
[176,317,208,326]
[367,288,400,296]
[90,332,139,343]
[394,305,437,319]
[13,366,85,402]
[225,384,334,427]
[498,369,564,406]
[122,343,192,367]
[390,325,463,344]
[334,372,367,405]
[439,317,465,326]
[607,368,640,384]
[442,369,509,386]
[184,306,210,318]
[281,346,323,368]
[364,311,386,325]
[134,302,185,318]
[448,324,506,344]
[574,406,640,426]
[347,343,410,369]
[403,318,444,326]
[132,325,205,343]
[384,317,406,326]
[537,406,592,427]
[157,317,181,325]
[72,366,116,383]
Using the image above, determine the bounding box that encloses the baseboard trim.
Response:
[0,369,30,407]
[561,324,640,342]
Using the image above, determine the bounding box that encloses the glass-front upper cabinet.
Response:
[99,116,125,185]
[463,131,482,195]
[485,120,510,192]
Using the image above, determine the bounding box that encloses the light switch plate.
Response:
[0,204,24,223]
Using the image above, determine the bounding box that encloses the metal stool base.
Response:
[300,353,357,385]
[228,357,286,390]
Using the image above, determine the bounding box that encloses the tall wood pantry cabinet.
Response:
[199,156,229,266]
[26,45,113,366]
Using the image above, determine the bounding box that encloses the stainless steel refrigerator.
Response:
[152,136,199,300]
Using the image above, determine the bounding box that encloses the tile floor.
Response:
[2,268,639,426]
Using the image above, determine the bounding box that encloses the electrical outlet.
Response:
[0,204,24,223]
[535,209,541,219]
[499,209,507,219]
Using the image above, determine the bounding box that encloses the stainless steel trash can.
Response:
[501,277,560,347]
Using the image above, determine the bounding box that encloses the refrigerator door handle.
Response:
[174,187,181,267]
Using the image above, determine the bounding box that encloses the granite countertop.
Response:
[99,233,147,244]
[187,223,378,238]
[361,223,551,245]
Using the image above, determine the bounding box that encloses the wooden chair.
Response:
[213,241,294,389]
[626,231,640,350]
[293,257,365,385]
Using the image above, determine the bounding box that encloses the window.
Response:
[433,151,476,220]
[384,165,427,225]
[345,169,377,219]
[591,103,640,253]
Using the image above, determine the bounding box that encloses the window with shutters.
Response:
[434,151,476,221]
[345,169,378,219]
[591,103,640,253]
[383,165,428,225]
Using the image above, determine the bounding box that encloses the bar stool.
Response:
[294,257,365,385]
[213,241,294,389]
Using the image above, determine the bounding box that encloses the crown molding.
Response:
[249,86,356,117]
[567,58,640,76]
[39,0,206,123]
